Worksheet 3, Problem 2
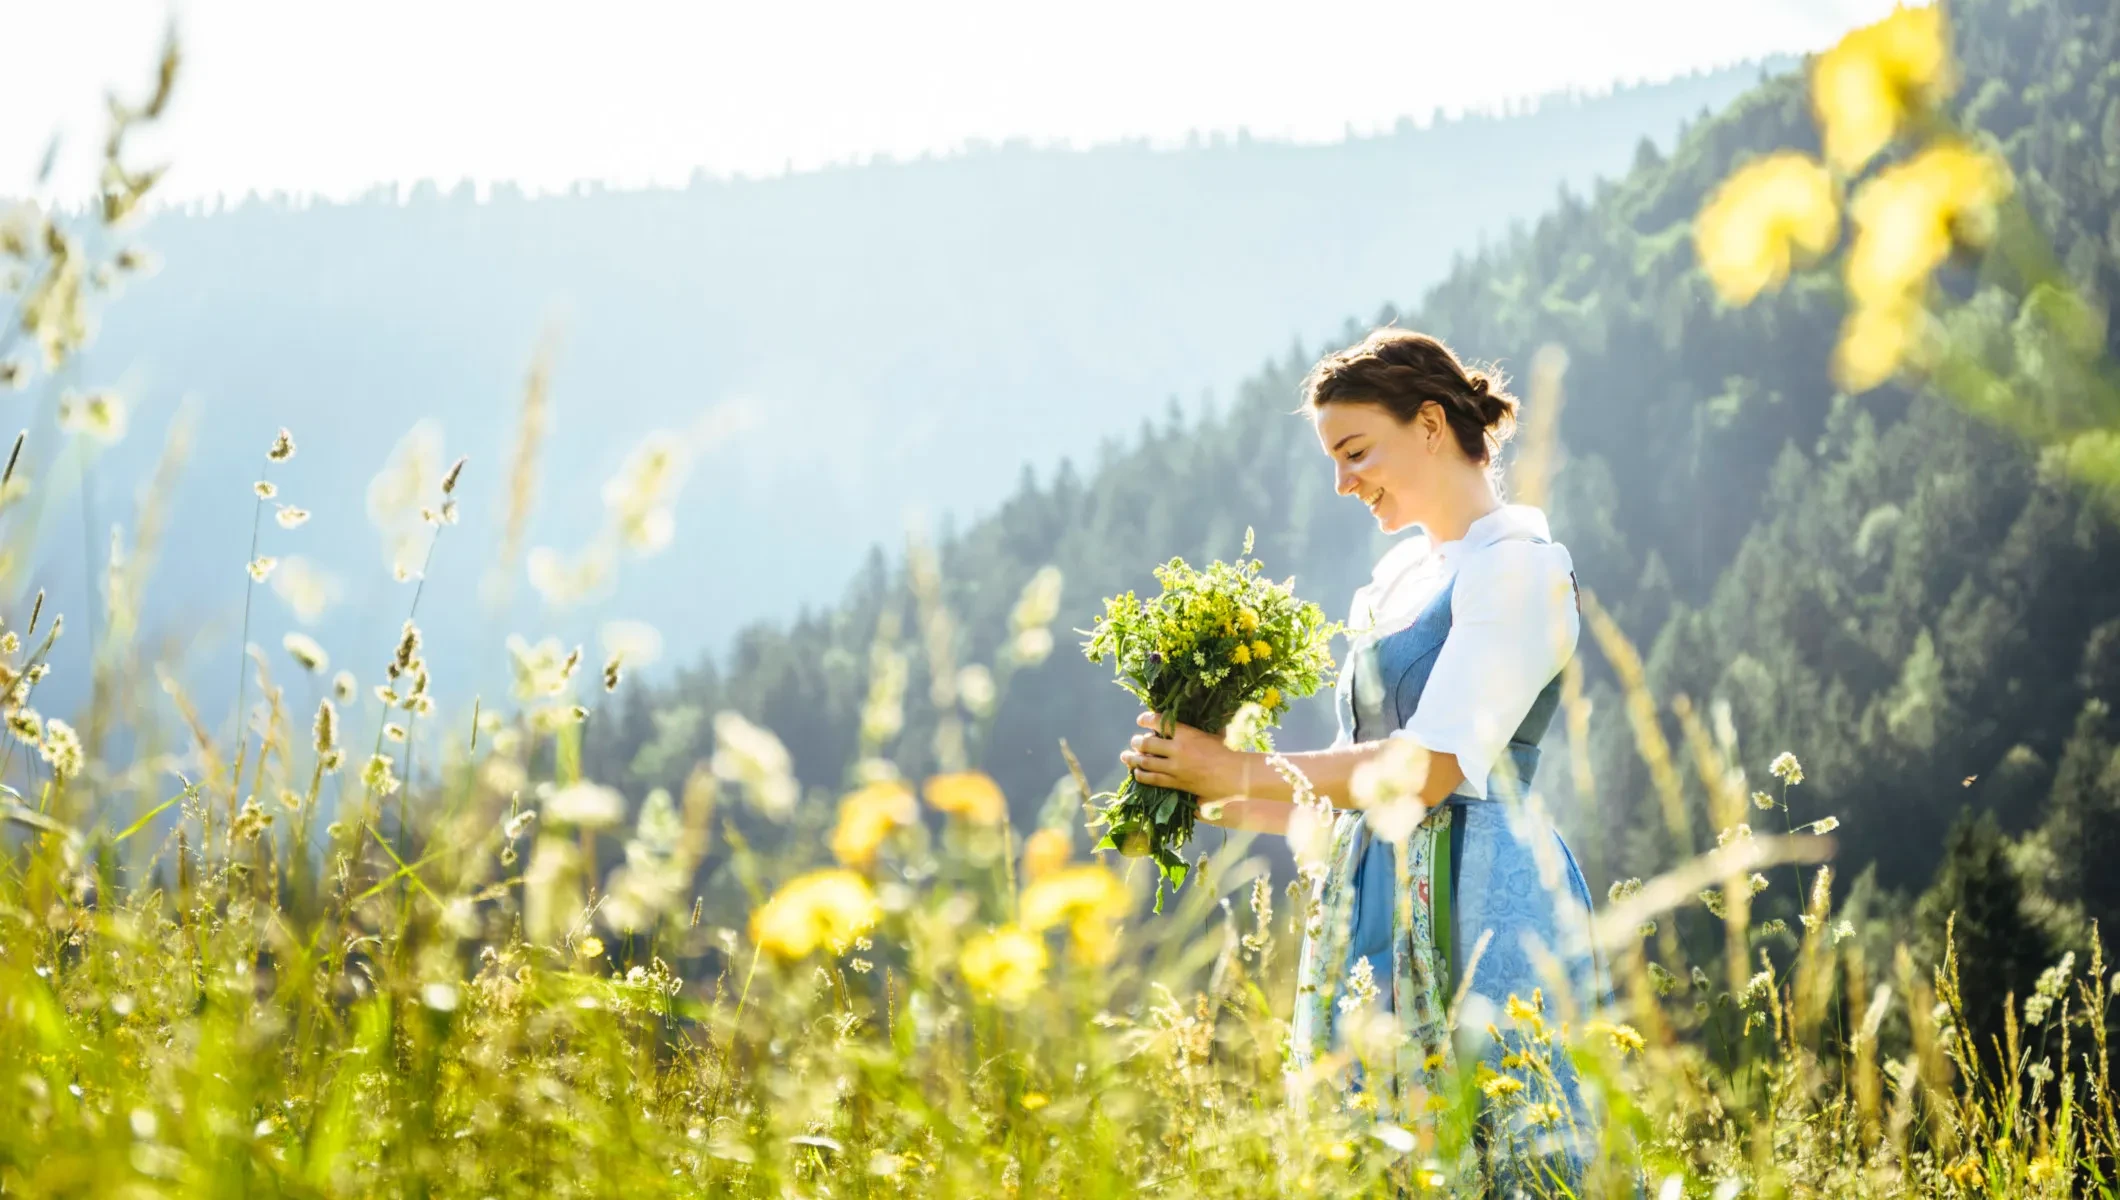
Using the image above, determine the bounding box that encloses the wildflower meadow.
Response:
[5,5,2120,1198]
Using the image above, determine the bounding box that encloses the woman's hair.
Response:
[1300,327,1519,465]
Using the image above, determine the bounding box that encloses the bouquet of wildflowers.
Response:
[1082,531,1339,908]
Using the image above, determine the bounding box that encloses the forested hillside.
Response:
[21,65,1774,722]
[587,0,2120,998]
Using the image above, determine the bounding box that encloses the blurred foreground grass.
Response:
[7,11,2120,1198]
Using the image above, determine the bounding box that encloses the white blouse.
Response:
[1341,504,1580,800]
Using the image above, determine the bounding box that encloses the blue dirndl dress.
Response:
[1287,561,1605,1191]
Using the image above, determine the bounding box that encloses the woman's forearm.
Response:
[1216,738,1469,811]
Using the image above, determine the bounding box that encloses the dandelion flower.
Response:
[1479,1074,1525,1100]
[1590,1021,1646,1053]
[749,868,882,961]
[1020,865,1129,962]
[1021,827,1071,882]
[922,771,1007,824]
[1811,3,1952,175]
[830,780,918,868]
[959,925,1049,1007]
[1694,152,1840,306]
[1250,640,1273,660]
[282,632,328,673]
[1229,644,1251,665]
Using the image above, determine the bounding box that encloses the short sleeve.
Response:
[1393,539,1579,799]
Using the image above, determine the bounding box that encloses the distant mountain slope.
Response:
[30,63,1778,716]
[586,0,2120,925]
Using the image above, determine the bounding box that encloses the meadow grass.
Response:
[7,13,2120,1196]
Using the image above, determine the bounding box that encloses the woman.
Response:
[1118,327,1600,1190]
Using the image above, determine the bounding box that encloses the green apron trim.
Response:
[1433,806,1454,995]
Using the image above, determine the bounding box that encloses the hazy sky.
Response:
[3,0,1906,203]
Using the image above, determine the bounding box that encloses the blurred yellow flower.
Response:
[1811,3,1952,175]
[1260,686,1281,711]
[1229,644,1251,666]
[1833,299,1923,392]
[959,925,1048,1006]
[1021,864,1129,964]
[1693,152,1840,306]
[1021,827,1072,881]
[1834,142,2008,393]
[1845,140,2010,308]
[830,781,918,868]
[1249,640,1272,660]
[922,771,1006,824]
[750,868,882,961]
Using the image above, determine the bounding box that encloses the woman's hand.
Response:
[1118,712,1250,800]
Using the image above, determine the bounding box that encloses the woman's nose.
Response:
[1335,464,1360,496]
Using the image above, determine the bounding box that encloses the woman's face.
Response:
[1312,400,1443,535]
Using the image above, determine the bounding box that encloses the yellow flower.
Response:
[922,771,1007,824]
[1505,991,1544,1023]
[1833,299,1923,392]
[1019,1092,1050,1111]
[1260,686,1281,711]
[1250,640,1272,660]
[1021,865,1130,963]
[830,780,918,868]
[959,925,1048,1006]
[1693,151,1841,305]
[578,936,605,959]
[1422,1052,1446,1072]
[1845,140,2010,309]
[1021,865,1129,932]
[1021,827,1072,881]
[1479,1074,1525,1100]
[1811,3,1952,175]
[1236,607,1260,633]
[750,868,883,961]
[1523,1102,1563,1127]
[1587,1021,1647,1054]
[1229,644,1251,666]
